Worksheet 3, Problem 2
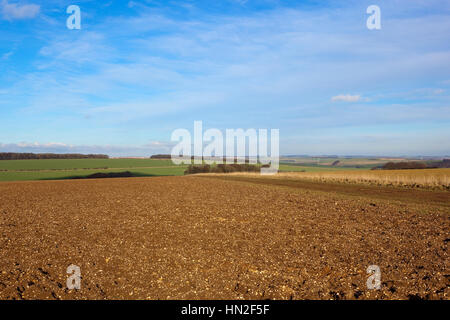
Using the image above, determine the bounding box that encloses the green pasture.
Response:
[0,157,379,181]
[0,159,186,181]
[0,158,175,171]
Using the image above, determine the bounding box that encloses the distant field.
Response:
[279,164,367,172]
[1,158,448,184]
[0,158,175,171]
[0,167,187,181]
[0,159,185,181]
[220,168,450,190]
[0,158,375,182]
[279,157,422,169]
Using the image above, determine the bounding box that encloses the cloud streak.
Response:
[0,141,175,157]
[1,0,39,20]
[331,94,362,103]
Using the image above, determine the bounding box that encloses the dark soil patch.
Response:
[67,171,135,179]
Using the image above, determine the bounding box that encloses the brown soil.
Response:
[0,176,448,300]
[207,175,450,208]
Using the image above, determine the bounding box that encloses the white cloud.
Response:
[0,141,175,157]
[1,51,13,60]
[331,94,362,103]
[15,142,68,148]
[1,0,39,20]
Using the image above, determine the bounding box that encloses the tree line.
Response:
[0,153,109,160]
[184,163,270,175]
[375,159,450,170]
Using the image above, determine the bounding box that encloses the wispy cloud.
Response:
[0,141,175,157]
[331,94,362,103]
[1,0,39,20]
[1,50,13,60]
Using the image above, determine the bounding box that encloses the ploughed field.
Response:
[0,176,448,300]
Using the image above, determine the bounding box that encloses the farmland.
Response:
[0,158,177,171]
[0,156,433,182]
[280,156,408,168]
[278,164,365,173]
[0,157,448,300]
[0,158,375,182]
[1,155,446,182]
[0,175,448,300]
[220,168,450,190]
[0,159,186,181]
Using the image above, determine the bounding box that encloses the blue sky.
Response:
[1,0,449,156]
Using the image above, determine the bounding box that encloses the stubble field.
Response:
[0,175,448,300]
